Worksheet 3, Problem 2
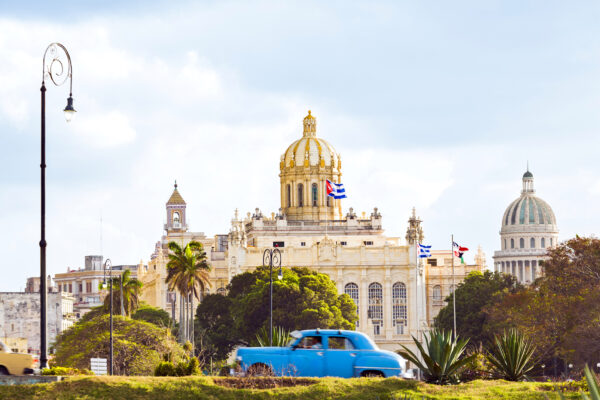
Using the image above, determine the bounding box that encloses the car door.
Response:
[289,335,325,376]
[324,336,357,377]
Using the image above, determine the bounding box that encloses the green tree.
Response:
[166,241,211,344]
[434,270,520,347]
[194,266,357,361]
[52,314,185,375]
[101,269,143,317]
[132,304,172,328]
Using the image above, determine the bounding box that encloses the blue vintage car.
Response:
[235,329,406,378]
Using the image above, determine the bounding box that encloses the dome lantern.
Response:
[303,110,317,137]
[522,168,535,194]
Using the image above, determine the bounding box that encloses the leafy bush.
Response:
[52,314,186,376]
[397,328,475,385]
[41,366,93,376]
[154,361,177,377]
[459,349,494,382]
[132,304,172,328]
[486,329,536,381]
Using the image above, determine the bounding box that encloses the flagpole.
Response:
[451,234,456,340]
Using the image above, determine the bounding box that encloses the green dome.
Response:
[523,171,533,178]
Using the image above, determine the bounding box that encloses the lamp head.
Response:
[64,95,76,122]
[277,269,283,280]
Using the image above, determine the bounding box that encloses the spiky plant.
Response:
[554,365,600,400]
[255,326,290,347]
[486,329,536,381]
[397,328,475,384]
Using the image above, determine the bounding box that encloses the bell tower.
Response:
[165,181,187,233]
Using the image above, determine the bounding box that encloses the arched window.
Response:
[510,238,514,249]
[368,283,383,334]
[520,238,525,248]
[541,238,546,248]
[172,211,180,224]
[297,184,304,207]
[530,238,535,248]
[432,285,442,301]
[344,283,359,328]
[286,184,291,207]
[392,282,407,334]
[312,183,318,206]
[216,287,226,296]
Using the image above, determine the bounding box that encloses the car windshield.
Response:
[287,337,298,347]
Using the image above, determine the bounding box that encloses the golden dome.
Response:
[281,111,340,169]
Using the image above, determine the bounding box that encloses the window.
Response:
[297,336,323,349]
[68,284,73,293]
[530,238,535,248]
[78,283,83,293]
[432,285,442,301]
[328,337,355,350]
[300,242,306,247]
[374,323,381,336]
[541,238,546,248]
[511,238,514,249]
[297,184,304,207]
[273,241,284,248]
[520,238,524,248]
[345,283,359,327]
[363,241,373,246]
[286,184,291,207]
[340,241,347,246]
[368,282,383,328]
[217,287,226,296]
[504,239,507,249]
[172,211,180,224]
[58,284,62,292]
[427,258,437,266]
[326,196,331,207]
[86,282,92,293]
[550,238,553,247]
[392,282,407,333]
[312,183,318,206]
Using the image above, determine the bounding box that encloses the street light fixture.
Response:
[102,258,113,375]
[39,43,75,369]
[263,248,282,347]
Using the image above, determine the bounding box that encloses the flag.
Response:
[418,244,432,258]
[326,179,347,199]
[453,241,469,264]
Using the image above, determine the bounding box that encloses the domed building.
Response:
[493,170,559,283]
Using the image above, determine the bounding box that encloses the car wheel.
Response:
[247,363,273,377]
[361,370,384,378]
[0,366,9,375]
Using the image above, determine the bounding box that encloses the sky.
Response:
[1,0,599,291]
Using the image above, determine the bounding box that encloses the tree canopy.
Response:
[132,304,173,328]
[194,266,357,362]
[484,236,600,369]
[434,270,521,347]
[52,314,185,375]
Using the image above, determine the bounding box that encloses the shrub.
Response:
[154,361,177,377]
[41,366,93,376]
[397,328,475,385]
[486,329,536,381]
[460,349,494,382]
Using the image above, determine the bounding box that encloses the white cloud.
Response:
[74,110,136,147]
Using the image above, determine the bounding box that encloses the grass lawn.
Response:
[0,376,583,400]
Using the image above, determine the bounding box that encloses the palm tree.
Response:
[102,269,143,317]
[166,241,211,344]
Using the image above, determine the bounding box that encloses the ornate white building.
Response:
[493,170,559,283]
[140,111,484,353]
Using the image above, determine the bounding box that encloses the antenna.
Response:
[527,160,529,172]
[100,211,103,260]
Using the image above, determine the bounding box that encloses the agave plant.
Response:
[397,328,475,384]
[554,365,600,400]
[486,329,536,381]
[255,326,290,347]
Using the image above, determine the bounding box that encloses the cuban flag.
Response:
[418,244,432,258]
[326,179,347,199]
[453,241,469,264]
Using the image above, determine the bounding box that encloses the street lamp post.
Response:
[263,248,282,346]
[102,259,113,375]
[40,43,76,369]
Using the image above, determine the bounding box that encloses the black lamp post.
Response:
[263,248,282,346]
[40,43,76,369]
[102,259,113,375]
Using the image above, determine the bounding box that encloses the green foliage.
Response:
[459,348,494,382]
[583,364,600,400]
[397,328,475,385]
[101,269,143,316]
[486,329,537,381]
[41,366,93,376]
[195,267,357,362]
[155,357,200,377]
[52,314,185,376]
[166,241,211,300]
[132,304,172,328]
[434,270,521,347]
[255,326,290,347]
[485,236,600,368]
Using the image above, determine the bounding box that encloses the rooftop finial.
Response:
[303,109,317,137]
[174,180,178,189]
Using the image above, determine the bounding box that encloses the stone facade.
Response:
[0,292,75,354]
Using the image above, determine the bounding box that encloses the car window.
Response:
[327,336,355,350]
[297,336,323,349]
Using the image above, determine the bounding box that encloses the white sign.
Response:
[90,358,108,375]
